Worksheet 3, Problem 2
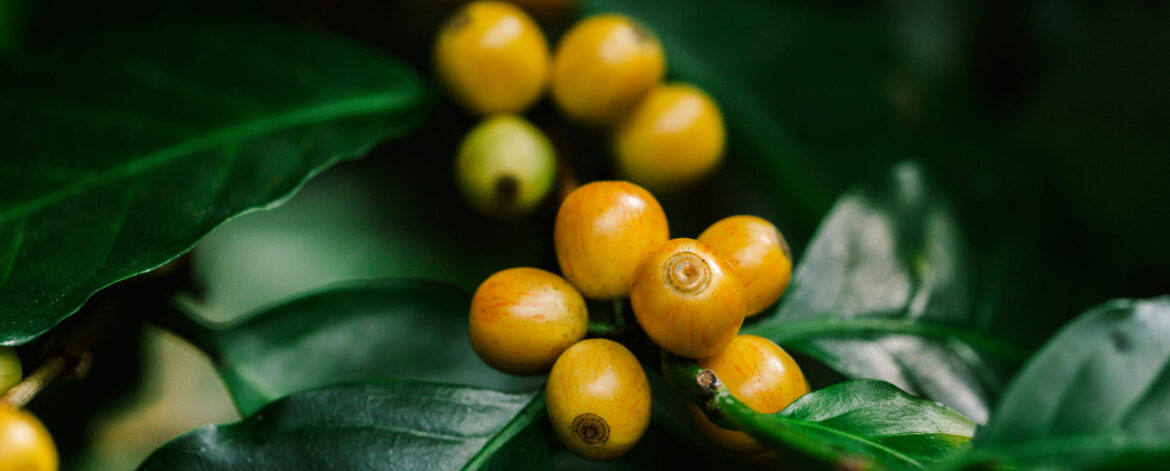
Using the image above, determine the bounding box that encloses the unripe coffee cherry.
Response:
[456,115,556,218]
[435,1,550,114]
[698,215,792,316]
[0,406,57,471]
[546,339,651,461]
[689,335,809,454]
[469,268,588,375]
[0,347,20,394]
[551,14,664,126]
[554,181,669,299]
[614,84,725,192]
[630,238,744,359]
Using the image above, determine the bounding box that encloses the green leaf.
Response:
[0,21,428,345]
[962,297,1170,469]
[138,381,550,471]
[743,162,1019,423]
[663,357,975,470]
[168,279,540,416]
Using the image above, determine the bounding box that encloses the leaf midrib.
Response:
[0,91,414,224]
[462,392,546,471]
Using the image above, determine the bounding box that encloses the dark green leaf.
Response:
[170,279,540,416]
[0,21,428,345]
[664,357,975,470]
[744,162,1018,423]
[963,297,1170,469]
[138,381,550,471]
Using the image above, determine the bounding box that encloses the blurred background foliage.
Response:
[3,0,1169,468]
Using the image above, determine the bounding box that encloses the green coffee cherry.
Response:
[456,115,556,218]
[0,347,21,394]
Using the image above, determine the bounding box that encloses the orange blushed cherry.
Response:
[698,215,793,317]
[629,238,745,359]
[469,267,588,375]
[546,339,651,461]
[689,335,809,454]
[554,181,669,299]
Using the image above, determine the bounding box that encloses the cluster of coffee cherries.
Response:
[469,180,809,460]
[436,1,726,218]
[0,347,58,470]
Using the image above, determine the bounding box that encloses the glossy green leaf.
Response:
[0,21,428,345]
[744,162,1019,423]
[169,279,540,416]
[962,297,1170,469]
[664,357,975,470]
[138,381,551,471]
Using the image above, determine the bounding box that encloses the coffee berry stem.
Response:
[585,299,628,337]
[610,299,627,334]
[0,356,66,408]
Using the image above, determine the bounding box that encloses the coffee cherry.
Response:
[469,268,588,375]
[0,406,57,471]
[0,347,20,394]
[554,181,669,299]
[551,14,664,126]
[615,84,725,192]
[546,339,651,461]
[689,335,809,454]
[630,238,744,359]
[435,1,549,114]
[456,115,556,218]
[698,215,792,317]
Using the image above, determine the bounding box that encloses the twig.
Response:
[1,355,67,408]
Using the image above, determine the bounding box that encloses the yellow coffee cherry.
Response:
[554,181,669,299]
[551,14,664,126]
[546,338,651,461]
[630,238,744,359]
[0,347,20,394]
[456,115,556,218]
[435,1,550,115]
[615,84,725,192]
[0,406,58,471]
[698,215,792,317]
[469,267,588,374]
[689,335,809,454]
